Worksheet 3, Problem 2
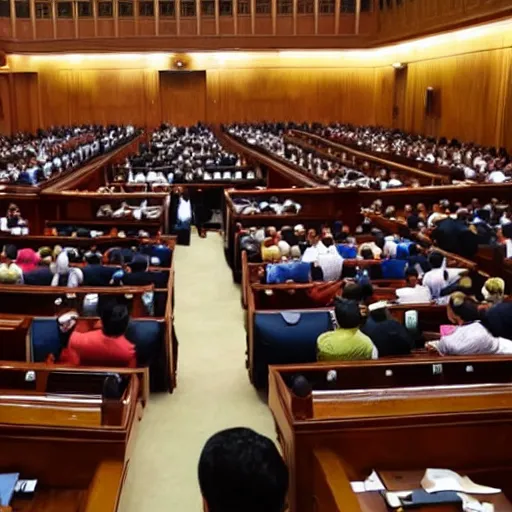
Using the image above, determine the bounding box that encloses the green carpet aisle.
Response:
[118,232,275,511]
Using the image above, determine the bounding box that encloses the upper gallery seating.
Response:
[118,123,258,186]
[314,123,511,183]
[0,124,138,186]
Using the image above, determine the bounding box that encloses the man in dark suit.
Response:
[82,252,117,286]
[361,301,414,356]
[431,204,478,258]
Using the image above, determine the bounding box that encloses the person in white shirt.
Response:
[422,251,466,302]
[396,268,432,304]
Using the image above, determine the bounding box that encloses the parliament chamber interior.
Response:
[0,0,512,510]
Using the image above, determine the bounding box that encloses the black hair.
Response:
[360,283,374,301]
[129,254,149,273]
[449,203,458,214]
[109,250,125,266]
[334,299,362,329]
[449,293,480,323]
[85,253,102,265]
[342,283,362,301]
[405,267,419,279]
[428,251,444,269]
[360,248,374,260]
[323,237,334,248]
[198,427,289,512]
[4,244,17,261]
[101,301,130,337]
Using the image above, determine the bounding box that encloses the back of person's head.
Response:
[449,203,458,214]
[129,254,149,273]
[360,248,374,260]
[368,301,389,322]
[198,427,289,512]
[101,301,130,337]
[360,283,374,303]
[342,283,362,302]
[448,292,480,324]
[428,251,444,269]
[334,298,362,329]
[405,267,419,286]
[3,244,17,261]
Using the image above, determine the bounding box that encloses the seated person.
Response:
[482,301,512,339]
[481,277,505,306]
[82,250,117,286]
[118,254,166,287]
[51,250,84,287]
[396,268,432,304]
[406,244,431,277]
[57,300,136,367]
[0,244,23,284]
[422,251,466,303]
[317,298,377,361]
[427,292,512,356]
[361,301,413,357]
[0,203,29,235]
[198,427,289,512]
[16,248,40,275]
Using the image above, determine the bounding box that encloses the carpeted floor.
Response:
[118,232,275,511]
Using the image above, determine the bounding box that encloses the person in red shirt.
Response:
[58,301,136,368]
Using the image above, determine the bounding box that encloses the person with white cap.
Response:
[361,301,414,357]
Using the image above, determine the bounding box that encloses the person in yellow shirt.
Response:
[317,298,377,361]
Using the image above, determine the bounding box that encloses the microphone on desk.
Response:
[291,375,312,398]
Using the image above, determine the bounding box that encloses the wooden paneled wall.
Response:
[39,68,160,128]
[160,71,206,126]
[2,66,395,131]
[403,47,512,148]
[206,67,393,124]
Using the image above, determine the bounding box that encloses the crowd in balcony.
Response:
[0,124,136,186]
[316,124,512,184]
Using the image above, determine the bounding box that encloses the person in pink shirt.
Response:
[58,301,136,368]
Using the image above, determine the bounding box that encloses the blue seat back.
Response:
[336,244,357,259]
[253,310,332,388]
[31,318,61,362]
[381,259,407,279]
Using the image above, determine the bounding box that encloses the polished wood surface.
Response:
[269,360,512,512]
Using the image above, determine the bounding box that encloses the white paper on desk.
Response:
[458,493,495,512]
[421,469,501,495]
[350,471,386,493]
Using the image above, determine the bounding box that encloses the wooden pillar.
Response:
[73,0,79,38]
[113,0,119,36]
[29,0,36,38]
[214,0,218,34]
[271,0,275,34]
[134,0,139,34]
[154,0,159,34]
[292,0,296,34]
[250,0,254,34]
[334,0,339,33]
[175,0,180,34]
[195,0,200,33]
[51,0,57,37]
[355,0,360,34]
[92,0,98,36]
[232,0,237,34]
[313,0,317,34]
[9,0,16,38]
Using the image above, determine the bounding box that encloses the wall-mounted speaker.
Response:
[425,86,435,116]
